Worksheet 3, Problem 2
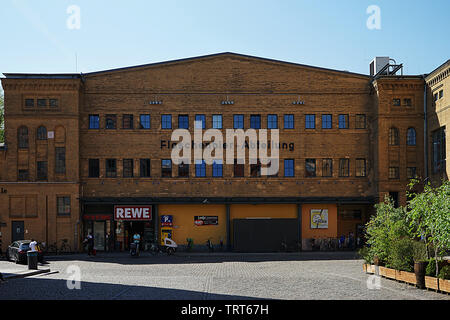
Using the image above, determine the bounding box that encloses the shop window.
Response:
[89,115,100,129]
[123,114,134,129]
[37,161,48,181]
[57,196,71,216]
[37,126,47,140]
[106,114,117,129]
[178,162,189,177]
[389,127,399,145]
[178,115,189,129]
[123,159,134,178]
[234,115,244,129]
[106,159,117,178]
[139,114,151,129]
[339,159,350,177]
[195,114,206,129]
[18,126,29,149]
[322,159,333,177]
[161,115,172,129]
[305,159,316,177]
[284,114,294,129]
[250,115,261,129]
[322,114,332,129]
[267,115,278,129]
[284,159,294,177]
[89,159,100,178]
[161,159,172,177]
[355,159,366,177]
[339,114,349,129]
[55,147,66,174]
[305,114,315,129]
[212,115,223,129]
[140,159,151,177]
[355,114,366,129]
[407,128,416,146]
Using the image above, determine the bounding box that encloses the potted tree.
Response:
[412,240,428,289]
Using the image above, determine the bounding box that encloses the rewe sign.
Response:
[114,206,152,221]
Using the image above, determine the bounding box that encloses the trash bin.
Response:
[27,251,38,270]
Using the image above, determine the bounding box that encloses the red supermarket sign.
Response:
[114,205,152,221]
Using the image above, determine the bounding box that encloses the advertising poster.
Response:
[194,216,218,226]
[310,209,329,229]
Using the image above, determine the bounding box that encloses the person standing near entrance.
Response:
[84,233,94,256]
[133,232,141,254]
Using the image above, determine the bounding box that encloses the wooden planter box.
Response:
[380,266,396,279]
[395,270,417,285]
[425,276,439,290]
[364,264,375,274]
[439,279,450,293]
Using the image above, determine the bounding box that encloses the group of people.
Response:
[338,232,361,250]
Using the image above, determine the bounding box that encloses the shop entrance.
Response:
[124,221,154,251]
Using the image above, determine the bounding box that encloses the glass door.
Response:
[93,221,106,251]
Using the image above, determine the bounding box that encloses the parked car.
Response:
[6,240,44,264]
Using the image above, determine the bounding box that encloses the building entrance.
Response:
[124,221,154,251]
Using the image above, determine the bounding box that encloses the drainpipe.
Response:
[423,77,429,180]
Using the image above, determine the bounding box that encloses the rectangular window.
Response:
[339,159,350,177]
[389,167,399,179]
[305,159,316,177]
[339,114,349,129]
[250,160,261,177]
[49,99,59,107]
[234,161,244,177]
[322,159,333,177]
[305,115,315,129]
[393,98,401,106]
[178,115,189,129]
[195,114,206,129]
[55,147,66,174]
[161,159,172,177]
[212,115,223,129]
[139,114,151,129]
[89,115,100,129]
[355,158,366,177]
[37,161,48,181]
[403,98,412,106]
[105,159,117,178]
[195,160,206,177]
[212,160,223,177]
[89,159,100,178]
[140,159,151,177]
[123,114,134,129]
[250,115,261,129]
[178,162,189,177]
[434,93,439,102]
[407,167,417,179]
[284,114,294,129]
[105,114,117,129]
[25,99,34,107]
[284,159,294,177]
[18,170,29,181]
[234,115,244,129]
[355,114,366,129]
[37,99,47,107]
[57,196,71,216]
[267,114,278,129]
[161,115,172,129]
[123,159,134,178]
[439,90,443,99]
[432,127,446,174]
[322,114,332,129]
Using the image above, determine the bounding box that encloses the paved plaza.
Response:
[0,252,448,300]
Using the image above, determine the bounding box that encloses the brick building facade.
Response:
[0,53,436,252]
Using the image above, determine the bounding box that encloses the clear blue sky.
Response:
[0,0,448,77]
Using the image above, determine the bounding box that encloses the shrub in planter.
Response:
[438,265,450,280]
[358,247,373,264]
[387,238,414,272]
[425,258,447,277]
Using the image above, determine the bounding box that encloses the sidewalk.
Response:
[0,259,51,280]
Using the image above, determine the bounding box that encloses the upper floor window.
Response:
[250,160,261,177]
[18,170,29,181]
[36,161,48,181]
[305,115,315,129]
[57,196,71,216]
[178,162,189,177]
[25,99,34,107]
[195,160,206,177]
[339,159,350,177]
[37,126,47,140]
[105,114,117,129]
[284,159,294,177]
[89,115,100,129]
[322,114,332,129]
[140,159,151,178]
[89,159,100,178]
[322,159,333,177]
[389,167,399,179]
[212,115,223,129]
[140,114,151,129]
[355,158,366,177]
[305,159,316,177]
[234,160,245,177]
[339,114,349,129]
[432,127,446,174]
[105,159,117,178]
[393,98,401,106]
[212,160,223,177]
[161,159,172,177]
[18,126,29,149]
[403,98,412,107]
[234,115,244,129]
[250,115,261,129]
[178,115,189,129]
[37,99,47,107]
[123,114,134,129]
[267,115,278,129]
[439,90,444,99]
[161,115,172,129]
[407,128,416,146]
[123,159,134,178]
[195,114,206,129]
[284,115,294,129]
[55,147,66,174]
[49,99,59,107]
[389,127,399,146]
[355,114,366,129]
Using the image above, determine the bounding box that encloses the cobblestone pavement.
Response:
[0,253,448,300]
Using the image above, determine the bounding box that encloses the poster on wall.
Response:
[310,209,328,229]
[194,216,218,226]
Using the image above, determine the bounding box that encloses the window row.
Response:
[388,166,418,180]
[17,148,66,181]
[87,113,367,130]
[392,98,412,107]
[24,98,59,108]
[87,158,368,178]
[433,89,444,102]
[388,127,417,146]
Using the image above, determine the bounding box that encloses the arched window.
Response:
[37,126,47,140]
[407,128,416,146]
[389,127,399,146]
[18,126,29,149]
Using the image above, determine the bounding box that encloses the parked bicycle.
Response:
[59,239,71,253]
[206,238,214,252]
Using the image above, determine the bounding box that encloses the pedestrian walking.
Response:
[83,233,95,256]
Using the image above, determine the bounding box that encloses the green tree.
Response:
[407,179,450,277]
[0,92,4,143]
